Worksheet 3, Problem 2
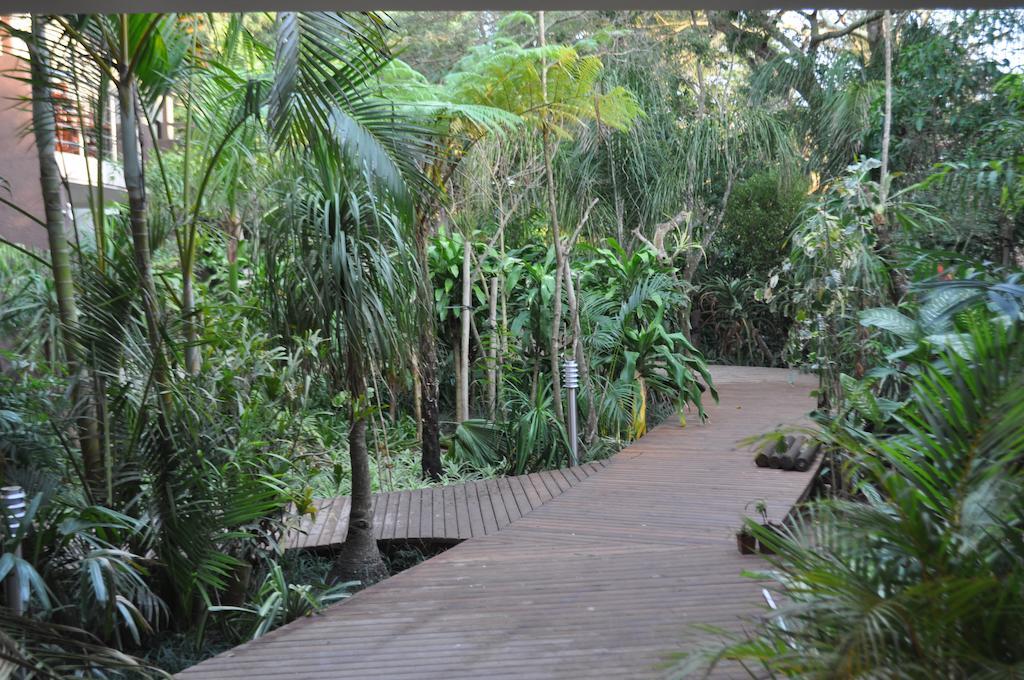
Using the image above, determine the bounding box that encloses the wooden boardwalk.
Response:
[288,462,609,549]
[180,366,817,679]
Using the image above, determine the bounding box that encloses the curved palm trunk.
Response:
[30,15,103,490]
[331,347,388,585]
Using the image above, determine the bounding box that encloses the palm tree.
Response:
[254,12,432,581]
[25,16,103,490]
[265,139,419,584]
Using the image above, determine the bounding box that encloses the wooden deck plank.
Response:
[560,467,579,487]
[463,482,486,538]
[496,476,525,520]
[381,490,399,541]
[484,478,511,529]
[512,474,542,512]
[389,491,405,542]
[185,367,820,680]
[525,472,555,503]
[415,491,432,540]
[331,497,350,545]
[474,480,500,535]
[537,469,565,496]
[453,482,474,540]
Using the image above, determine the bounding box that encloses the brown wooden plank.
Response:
[526,472,555,503]
[430,487,447,538]
[332,497,350,545]
[511,474,542,512]
[300,499,330,549]
[453,482,474,539]
[442,485,459,540]
[461,482,485,538]
[418,488,434,539]
[401,491,421,540]
[485,478,511,528]
[398,490,416,541]
[473,480,500,535]
[554,468,577,489]
[380,491,400,540]
[370,494,384,538]
[537,469,565,496]
[497,475,528,518]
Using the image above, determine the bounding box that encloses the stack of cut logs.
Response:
[754,435,820,472]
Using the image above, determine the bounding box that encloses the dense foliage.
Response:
[0,9,1021,677]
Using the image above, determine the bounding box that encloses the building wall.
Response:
[0,46,48,252]
[0,18,174,254]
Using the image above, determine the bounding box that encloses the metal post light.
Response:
[2,485,27,615]
[562,358,579,466]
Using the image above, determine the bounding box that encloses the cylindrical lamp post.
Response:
[2,485,27,615]
[562,358,579,466]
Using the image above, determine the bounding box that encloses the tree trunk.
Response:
[1000,212,1017,267]
[486,276,498,421]
[459,236,472,422]
[875,11,907,303]
[562,261,598,445]
[118,77,167,389]
[879,10,893,212]
[539,11,565,425]
[414,217,443,480]
[30,15,103,490]
[182,273,200,374]
[550,258,565,424]
[330,348,388,586]
[226,209,241,294]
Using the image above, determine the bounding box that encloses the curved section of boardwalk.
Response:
[180,366,817,679]
[289,462,609,549]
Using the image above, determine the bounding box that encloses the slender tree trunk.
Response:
[30,15,103,490]
[226,209,241,294]
[180,69,201,376]
[879,10,893,212]
[1000,213,1016,267]
[412,352,423,440]
[330,348,388,585]
[563,263,598,444]
[486,277,498,421]
[498,230,509,420]
[118,77,165,382]
[550,260,565,422]
[182,273,200,374]
[459,235,472,422]
[539,11,565,424]
[414,217,443,480]
[876,11,907,303]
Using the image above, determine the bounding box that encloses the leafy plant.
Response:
[210,564,355,641]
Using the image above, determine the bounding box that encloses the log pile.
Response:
[754,435,820,472]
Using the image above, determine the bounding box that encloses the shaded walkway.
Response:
[180,366,817,679]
